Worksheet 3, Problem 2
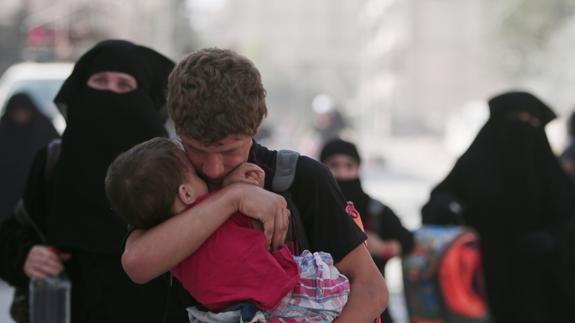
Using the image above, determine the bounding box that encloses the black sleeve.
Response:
[0,149,48,288]
[421,166,467,226]
[541,149,575,240]
[375,205,415,255]
[120,224,136,251]
[290,156,366,263]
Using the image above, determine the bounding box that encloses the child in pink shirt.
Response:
[106,137,349,322]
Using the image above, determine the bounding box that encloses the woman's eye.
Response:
[94,77,107,85]
[118,82,131,90]
[118,79,136,91]
[87,75,108,88]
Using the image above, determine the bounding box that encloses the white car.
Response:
[0,62,73,133]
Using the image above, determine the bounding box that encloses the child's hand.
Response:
[223,162,265,188]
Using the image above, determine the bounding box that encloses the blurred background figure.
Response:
[312,94,349,143]
[0,62,72,135]
[0,92,59,220]
[560,111,575,184]
[422,91,575,323]
[320,138,414,323]
[300,94,353,157]
[0,40,188,323]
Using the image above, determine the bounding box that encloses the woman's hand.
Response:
[23,246,70,279]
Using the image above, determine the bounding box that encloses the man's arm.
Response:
[334,244,388,323]
[287,157,387,321]
[122,183,289,283]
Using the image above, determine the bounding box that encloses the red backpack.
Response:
[402,225,490,323]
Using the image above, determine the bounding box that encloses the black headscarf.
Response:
[47,40,175,255]
[54,39,174,119]
[488,91,557,126]
[319,138,361,165]
[319,138,370,222]
[0,93,59,219]
[422,90,575,322]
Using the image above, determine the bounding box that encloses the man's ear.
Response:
[177,184,196,205]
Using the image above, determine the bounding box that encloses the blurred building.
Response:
[356,0,504,147]
[0,0,26,74]
[189,0,512,153]
[1,0,194,64]
[189,0,365,149]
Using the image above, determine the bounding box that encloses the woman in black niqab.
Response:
[0,40,189,323]
[320,138,414,323]
[421,91,575,323]
[0,93,59,219]
[49,39,173,253]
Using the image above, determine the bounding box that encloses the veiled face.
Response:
[324,154,359,180]
[86,71,137,93]
[10,107,32,125]
[514,111,541,128]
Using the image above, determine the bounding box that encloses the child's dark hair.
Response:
[105,137,189,229]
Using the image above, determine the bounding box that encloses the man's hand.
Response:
[23,246,70,279]
[231,184,290,250]
[222,163,265,188]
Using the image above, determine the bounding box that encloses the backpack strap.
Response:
[272,150,299,192]
[272,150,310,255]
[13,200,46,243]
[44,139,62,182]
[12,139,62,244]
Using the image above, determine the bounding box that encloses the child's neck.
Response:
[172,198,195,215]
[172,202,187,215]
[172,192,210,215]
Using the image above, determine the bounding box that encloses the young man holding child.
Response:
[121,48,388,322]
[106,137,351,322]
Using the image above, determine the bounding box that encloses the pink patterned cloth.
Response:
[266,250,350,322]
[186,250,350,323]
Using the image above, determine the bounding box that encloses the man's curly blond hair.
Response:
[167,48,267,145]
